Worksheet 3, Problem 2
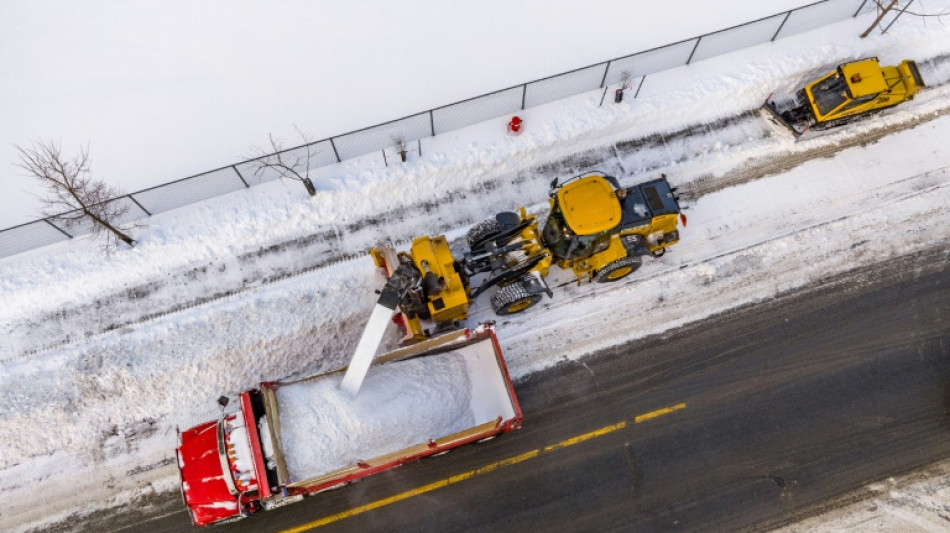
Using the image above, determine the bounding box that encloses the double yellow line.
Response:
[281,402,687,532]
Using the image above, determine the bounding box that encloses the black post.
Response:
[853,0,869,17]
[686,37,702,64]
[232,165,250,188]
[771,11,792,41]
[382,149,388,167]
[429,111,436,136]
[329,138,342,162]
[882,0,914,33]
[127,194,152,216]
[521,84,527,110]
[598,86,609,107]
[634,76,647,99]
[44,219,73,238]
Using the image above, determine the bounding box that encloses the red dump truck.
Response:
[175,325,522,526]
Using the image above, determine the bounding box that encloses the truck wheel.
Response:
[491,283,541,315]
[467,219,502,249]
[595,256,642,283]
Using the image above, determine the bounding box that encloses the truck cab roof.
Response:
[555,173,622,236]
[840,58,887,98]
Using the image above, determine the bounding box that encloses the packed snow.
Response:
[277,349,476,478]
[1,3,950,532]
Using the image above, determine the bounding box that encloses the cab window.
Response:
[812,74,849,116]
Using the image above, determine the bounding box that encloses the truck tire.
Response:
[491,283,541,315]
[595,256,642,283]
[467,219,502,249]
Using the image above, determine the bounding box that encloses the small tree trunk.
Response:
[85,210,135,246]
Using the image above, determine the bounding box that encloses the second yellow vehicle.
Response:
[370,172,684,342]
[763,57,925,136]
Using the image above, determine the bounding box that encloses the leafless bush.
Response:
[249,126,317,196]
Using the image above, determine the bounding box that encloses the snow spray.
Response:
[340,304,392,396]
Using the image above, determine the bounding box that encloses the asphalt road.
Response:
[113,247,949,533]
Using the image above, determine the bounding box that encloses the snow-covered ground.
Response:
[2,4,950,533]
[775,459,950,532]
[0,0,821,228]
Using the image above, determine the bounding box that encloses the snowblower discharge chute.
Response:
[370,172,684,343]
[763,57,925,136]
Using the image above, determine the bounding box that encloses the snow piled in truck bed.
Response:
[276,351,475,478]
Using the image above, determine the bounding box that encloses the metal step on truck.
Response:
[175,325,522,526]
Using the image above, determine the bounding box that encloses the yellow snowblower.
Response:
[369,172,684,343]
[763,57,925,136]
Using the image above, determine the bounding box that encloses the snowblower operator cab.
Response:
[369,172,683,344]
[763,57,925,136]
[540,172,682,282]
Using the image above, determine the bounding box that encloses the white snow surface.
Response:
[1,6,950,533]
[277,350,475,478]
[0,0,818,228]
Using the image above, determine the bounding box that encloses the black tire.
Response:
[491,283,541,315]
[595,256,642,283]
[467,218,502,249]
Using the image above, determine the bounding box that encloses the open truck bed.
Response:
[176,325,521,526]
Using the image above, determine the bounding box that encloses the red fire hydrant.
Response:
[507,115,523,135]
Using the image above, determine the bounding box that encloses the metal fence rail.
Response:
[0,0,870,259]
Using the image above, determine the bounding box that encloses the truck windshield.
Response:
[811,73,849,116]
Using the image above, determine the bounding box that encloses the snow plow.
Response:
[369,172,684,343]
[176,325,521,527]
[763,57,925,137]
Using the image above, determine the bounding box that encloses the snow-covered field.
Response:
[2,4,950,532]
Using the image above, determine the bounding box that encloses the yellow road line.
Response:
[634,402,687,424]
[543,421,627,453]
[281,449,540,533]
[281,402,686,532]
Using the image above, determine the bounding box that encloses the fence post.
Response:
[882,0,914,33]
[598,87,609,107]
[853,0,869,17]
[521,84,527,110]
[599,61,611,88]
[633,76,647,99]
[128,194,152,216]
[44,219,73,239]
[329,138,342,162]
[429,111,436,136]
[771,11,792,41]
[232,165,250,188]
[686,37,702,64]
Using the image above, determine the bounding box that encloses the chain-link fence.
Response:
[0,0,871,259]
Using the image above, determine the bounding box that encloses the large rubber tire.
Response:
[467,218,503,249]
[595,256,642,283]
[491,283,541,315]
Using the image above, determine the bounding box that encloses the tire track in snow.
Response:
[8,56,950,362]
